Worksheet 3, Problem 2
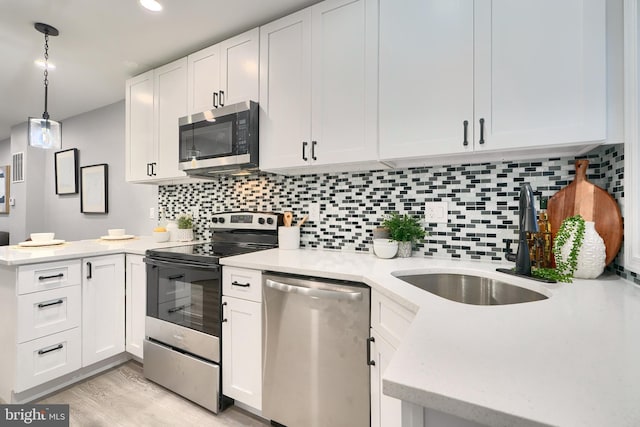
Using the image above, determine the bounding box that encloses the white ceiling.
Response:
[0,0,321,141]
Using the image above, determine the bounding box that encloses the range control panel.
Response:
[210,212,280,230]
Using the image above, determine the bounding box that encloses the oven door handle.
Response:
[144,257,221,272]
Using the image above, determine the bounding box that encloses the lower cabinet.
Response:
[125,254,146,359]
[221,266,263,410]
[370,290,417,427]
[82,254,125,367]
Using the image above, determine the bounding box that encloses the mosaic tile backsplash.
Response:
[159,143,637,284]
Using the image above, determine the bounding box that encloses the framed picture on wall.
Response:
[0,165,9,213]
[54,148,79,195]
[80,163,108,214]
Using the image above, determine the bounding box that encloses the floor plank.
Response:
[37,361,269,427]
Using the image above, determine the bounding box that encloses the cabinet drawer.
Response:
[223,267,262,302]
[18,260,82,295]
[17,286,81,343]
[371,291,416,348]
[15,328,81,392]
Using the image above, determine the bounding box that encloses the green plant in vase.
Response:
[382,213,427,258]
[533,214,585,283]
[175,213,194,242]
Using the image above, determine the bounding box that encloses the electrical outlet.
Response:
[191,206,200,219]
[309,203,320,222]
[149,207,156,219]
[424,201,448,224]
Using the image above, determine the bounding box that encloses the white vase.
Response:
[559,221,606,279]
[397,241,412,258]
[175,228,194,242]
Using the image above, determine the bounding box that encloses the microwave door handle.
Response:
[213,92,218,108]
[219,90,224,107]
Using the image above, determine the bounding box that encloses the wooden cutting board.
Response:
[547,159,623,265]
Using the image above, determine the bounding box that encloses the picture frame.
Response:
[0,165,9,214]
[54,148,79,195]
[80,163,108,214]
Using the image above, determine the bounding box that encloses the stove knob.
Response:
[258,217,265,225]
[212,217,218,223]
[218,217,225,224]
[266,217,274,225]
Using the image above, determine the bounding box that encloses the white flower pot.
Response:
[559,221,606,279]
[175,228,194,242]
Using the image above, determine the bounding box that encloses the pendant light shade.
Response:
[29,23,61,150]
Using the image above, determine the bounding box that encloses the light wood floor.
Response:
[37,361,269,427]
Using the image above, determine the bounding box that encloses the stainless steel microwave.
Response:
[178,101,258,177]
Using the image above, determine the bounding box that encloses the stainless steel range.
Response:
[143,211,281,413]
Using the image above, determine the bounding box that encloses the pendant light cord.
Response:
[42,31,50,121]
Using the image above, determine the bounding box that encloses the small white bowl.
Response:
[373,239,398,259]
[152,231,170,243]
[108,228,126,237]
[31,232,55,242]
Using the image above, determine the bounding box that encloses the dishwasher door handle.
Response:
[265,279,363,301]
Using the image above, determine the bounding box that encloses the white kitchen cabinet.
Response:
[379,0,606,165]
[370,290,416,427]
[221,266,262,410]
[259,0,382,174]
[187,27,259,114]
[82,254,125,367]
[125,58,187,183]
[125,254,146,359]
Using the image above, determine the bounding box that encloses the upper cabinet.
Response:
[379,0,607,166]
[259,0,384,174]
[125,58,188,183]
[187,27,259,114]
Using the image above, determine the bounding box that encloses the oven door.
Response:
[145,257,222,340]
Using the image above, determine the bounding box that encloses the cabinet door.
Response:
[370,329,402,427]
[154,58,188,180]
[125,70,155,182]
[474,0,606,152]
[125,254,146,359]
[221,296,262,410]
[259,8,312,170]
[82,255,125,367]
[220,28,260,106]
[378,0,474,160]
[310,0,378,166]
[187,44,221,114]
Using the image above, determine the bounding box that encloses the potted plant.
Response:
[175,213,194,242]
[382,213,426,257]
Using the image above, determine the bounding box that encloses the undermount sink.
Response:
[394,273,548,306]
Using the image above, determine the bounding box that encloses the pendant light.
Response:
[28,23,61,149]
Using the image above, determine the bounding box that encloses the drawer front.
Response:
[371,291,416,348]
[223,267,262,302]
[18,260,82,295]
[16,328,82,392]
[17,286,81,343]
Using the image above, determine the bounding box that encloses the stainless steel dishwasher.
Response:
[262,273,370,427]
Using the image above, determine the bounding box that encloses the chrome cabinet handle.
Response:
[265,279,363,301]
[213,92,218,108]
[219,90,225,107]
[38,273,63,281]
[367,337,376,366]
[302,141,308,161]
[463,120,469,146]
[38,299,64,309]
[479,118,485,145]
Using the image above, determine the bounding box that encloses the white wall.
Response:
[39,100,158,241]
[0,137,10,234]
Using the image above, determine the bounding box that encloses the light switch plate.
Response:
[309,203,320,222]
[149,207,155,219]
[424,201,448,224]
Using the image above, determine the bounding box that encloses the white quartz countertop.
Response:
[0,236,198,265]
[220,248,640,427]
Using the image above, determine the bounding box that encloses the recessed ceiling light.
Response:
[34,59,56,70]
[140,0,163,12]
